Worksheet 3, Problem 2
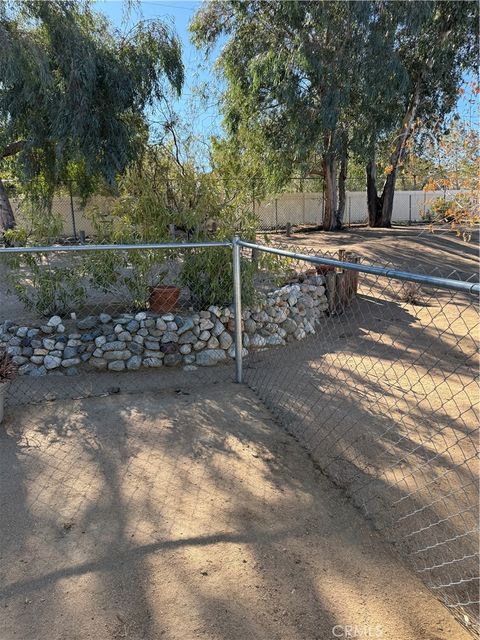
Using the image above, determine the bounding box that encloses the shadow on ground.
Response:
[0,382,471,640]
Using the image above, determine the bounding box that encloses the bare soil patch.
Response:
[0,382,471,640]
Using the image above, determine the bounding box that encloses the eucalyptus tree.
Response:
[353,1,478,227]
[192,0,373,231]
[0,0,184,232]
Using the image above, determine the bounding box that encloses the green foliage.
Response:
[0,0,184,224]
[7,253,87,316]
[181,247,255,310]
[85,248,176,311]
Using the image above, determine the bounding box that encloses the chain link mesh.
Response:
[241,242,479,634]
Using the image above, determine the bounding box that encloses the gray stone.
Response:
[212,319,225,337]
[156,318,167,331]
[44,355,61,370]
[80,353,91,362]
[77,316,97,330]
[57,324,65,333]
[265,335,285,346]
[22,347,33,357]
[161,332,178,344]
[12,355,28,365]
[193,340,206,352]
[30,356,44,365]
[207,336,220,349]
[138,328,149,337]
[40,325,54,334]
[183,354,196,365]
[132,335,144,345]
[166,321,178,331]
[199,330,211,342]
[50,350,63,358]
[62,346,78,359]
[18,362,38,376]
[103,350,131,361]
[195,349,227,366]
[108,360,125,372]
[282,318,298,334]
[144,349,165,358]
[99,313,112,323]
[126,320,140,332]
[208,305,221,317]
[178,331,196,345]
[144,318,155,328]
[61,358,81,367]
[7,346,22,356]
[219,332,233,349]
[102,341,127,351]
[199,319,214,331]
[126,355,142,370]
[16,327,29,338]
[129,341,143,355]
[95,335,107,347]
[293,328,306,341]
[227,345,248,359]
[90,358,107,370]
[161,313,175,322]
[144,340,160,351]
[143,357,162,368]
[54,341,66,350]
[30,366,47,377]
[47,315,62,327]
[118,331,132,342]
[67,339,82,347]
[8,337,21,346]
[135,311,147,321]
[43,338,56,350]
[250,334,267,348]
[114,324,123,334]
[164,353,182,367]
[27,328,40,338]
[177,318,194,335]
[179,344,192,355]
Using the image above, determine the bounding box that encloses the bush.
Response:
[181,247,256,309]
[6,253,87,316]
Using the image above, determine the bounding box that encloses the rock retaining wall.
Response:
[1,274,328,376]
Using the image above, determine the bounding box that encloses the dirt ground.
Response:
[0,382,472,640]
[265,225,479,278]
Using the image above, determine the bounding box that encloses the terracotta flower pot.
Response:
[148,285,180,314]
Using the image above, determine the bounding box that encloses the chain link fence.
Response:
[0,239,478,635]
[239,241,479,635]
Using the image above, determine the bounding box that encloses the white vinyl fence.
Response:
[255,190,464,228]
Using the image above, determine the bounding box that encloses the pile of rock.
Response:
[0,274,329,376]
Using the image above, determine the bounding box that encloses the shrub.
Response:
[181,247,256,309]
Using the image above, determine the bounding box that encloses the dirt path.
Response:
[0,382,471,640]
[265,226,479,278]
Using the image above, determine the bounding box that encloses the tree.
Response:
[358,1,477,227]
[0,0,184,233]
[191,0,373,231]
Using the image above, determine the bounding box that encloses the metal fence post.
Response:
[232,236,243,383]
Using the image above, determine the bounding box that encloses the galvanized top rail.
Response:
[0,240,232,254]
[239,240,480,295]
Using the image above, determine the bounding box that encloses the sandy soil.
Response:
[0,382,472,640]
[264,225,479,278]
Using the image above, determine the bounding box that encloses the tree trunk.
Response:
[367,87,421,228]
[366,160,383,227]
[0,178,16,234]
[322,155,337,231]
[336,150,347,230]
